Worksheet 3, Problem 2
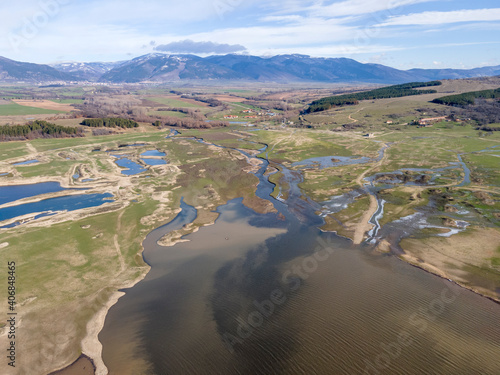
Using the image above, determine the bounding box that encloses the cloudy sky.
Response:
[1,0,499,69]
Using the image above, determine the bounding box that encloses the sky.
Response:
[1,0,500,69]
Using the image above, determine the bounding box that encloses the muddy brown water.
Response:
[99,142,500,375]
[99,198,500,375]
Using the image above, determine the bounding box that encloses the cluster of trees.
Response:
[243,100,294,112]
[77,95,145,119]
[0,120,84,141]
[431,88,500,126]
[465,99,500,126]
[305,81,442,113]
[157,107,190,113]
[92,128,116,136]
[182,95,224,107]
[432,88,500,106]
[81,118,138,128]
[153,117,228,129]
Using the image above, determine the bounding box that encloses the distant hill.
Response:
[1,53,500,84]
[407,66,500,81]
[99,53,420,84]
[0,56,79,83]
[98,54,247,83]
[50,61,124,81]
[98,53,500,84]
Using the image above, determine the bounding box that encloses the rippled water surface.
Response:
[100,142,500,375]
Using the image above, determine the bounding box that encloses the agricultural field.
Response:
[0,101,66,116]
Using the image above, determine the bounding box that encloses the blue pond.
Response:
[141,158,167,166]
[292,155,371,169]
[0,182,68,206]
[141,150,166,157]
[0,193,113,225]
[13,159,39,166]
[112,156,146,175]
[0,173,8,177]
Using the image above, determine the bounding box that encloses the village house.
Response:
[418,116,448,126]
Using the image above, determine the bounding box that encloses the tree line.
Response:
[305,81,442,113]
[152,117,228,129]
[81,118,139,128]
[432,88,500,106]
[0,120,84,141]
[181,95,224,107]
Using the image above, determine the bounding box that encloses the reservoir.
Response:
[99,142,500,374]
[0,181,67,205]
[141,158,167,166]
[0,193,113,224]
[112,155,147,175]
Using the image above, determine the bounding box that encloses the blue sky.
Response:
[1,0,499,69]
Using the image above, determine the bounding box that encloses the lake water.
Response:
[141,150,166,157]
[13,159,39,166]
[112,156,147,175]
[100,199,500,375]
[141,158,167,166]
[0,193,113,225]
[292,155,371,169]
[0,182,67,205]
[99,141,500,375]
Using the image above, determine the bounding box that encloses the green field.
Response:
[149,96,205,108]
[148,110,187,118]
[0,101,65,115]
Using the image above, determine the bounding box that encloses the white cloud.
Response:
[379,8,500,26]
[259,15,304,23]
[310,0,435,18]
[248,44,403,58]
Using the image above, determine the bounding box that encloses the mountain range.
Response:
[1,53,499,84]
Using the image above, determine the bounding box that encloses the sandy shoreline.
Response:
[398,254,500,304]
[51,217,217,375]
[80,268,149,375]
